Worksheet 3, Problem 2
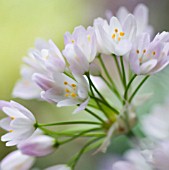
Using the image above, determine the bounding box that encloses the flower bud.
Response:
[18,135,58,157]
[0,150,35,170]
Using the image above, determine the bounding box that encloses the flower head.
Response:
[18,129,57,157]
[129,33,169,75]
[0,100,36,146]
[13,39,65,99]
[0,150,35,170]
[94,14,136,56]
[33,73,89,113]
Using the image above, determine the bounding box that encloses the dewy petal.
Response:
[0,150,35,170]
[140,59,157,74]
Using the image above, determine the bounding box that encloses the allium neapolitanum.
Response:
[1,3,169,170]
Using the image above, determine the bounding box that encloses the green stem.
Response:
[70,137,104,169]
[89,95,119,115]
[101,76,122,102]
[112,54,123,86]
[98,55,121,100]
[120,55,127,88]
[123,74,137,104]
[38,121,102,127]
[85,108,105,124]
[129,75,149,103]
[59,128,103,145]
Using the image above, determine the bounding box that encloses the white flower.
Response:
[18,129,57,157]
[63,26,99,75]
[0,150,35,170]
[13,39,65,99]
[141,98,169,140]
[94,14,137,56]
[129,33,169,75]
[33,72,89,113]
[0,100,36,146]
[116,3,154,36]
[45,164,71,170]
[64,26,97,63]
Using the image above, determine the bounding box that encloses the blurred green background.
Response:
[1,0,169,169]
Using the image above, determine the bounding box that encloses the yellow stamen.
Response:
[153,51,156,55]
[120,32,125,36]
[115,28,118,33]
[9,130,13,133]
[112,34,116,39]
[11,117,15,120]
[71,93,77,98]
[71,84,76,88]
[136,50,140,54]
[87,35,91,41]
[65,88,70,93]
[65,94,69,97]
[64,81,68,85]
[71,40,75,43]
[139,58,142,63]
[143,49,146,53]
[118,37,121,41]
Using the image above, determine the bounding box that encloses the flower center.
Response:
[136,49,156,64]
[64,81,77,98]
[112,28,125,42]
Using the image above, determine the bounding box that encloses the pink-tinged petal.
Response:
[129,51,141,74]
[134,4,148,34]
[140,59,157,74]
[112,161,135,170]
[57,99,79,107]
[0,150,35,170]
[6,140,19,146]
[2,107,25,118]
[12,79,41,99]
[10,101,35,121]
[10,118,34,128]
[137,33,150,52]
[0,101,10,110]
[0,117,11,131]
[122,14,137,41]
[18,135,55,157]
[32,73,54,91]
[153,31,169,42]
[110,16,122,31]
[73,98,90,114]
[64,32,73,45]
[116,7,129,23]
[115,39,132,56]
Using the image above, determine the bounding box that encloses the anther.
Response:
[118,37,121,41]
[153,51,156,55]
[115,28,118,33]
[11,117,15,120]
[120,32,125,36]
[65,94,69,97]
[71,84,76,88]
[9,130,13,133]
[143,49,146,53]
[136,50,140,54]
[65,88,70,93]
[112,34,116,39]
[71,93,77,98]
[64,81,68,85]
[71,40,75,43]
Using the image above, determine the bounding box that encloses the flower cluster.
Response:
[1,3,169,170]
